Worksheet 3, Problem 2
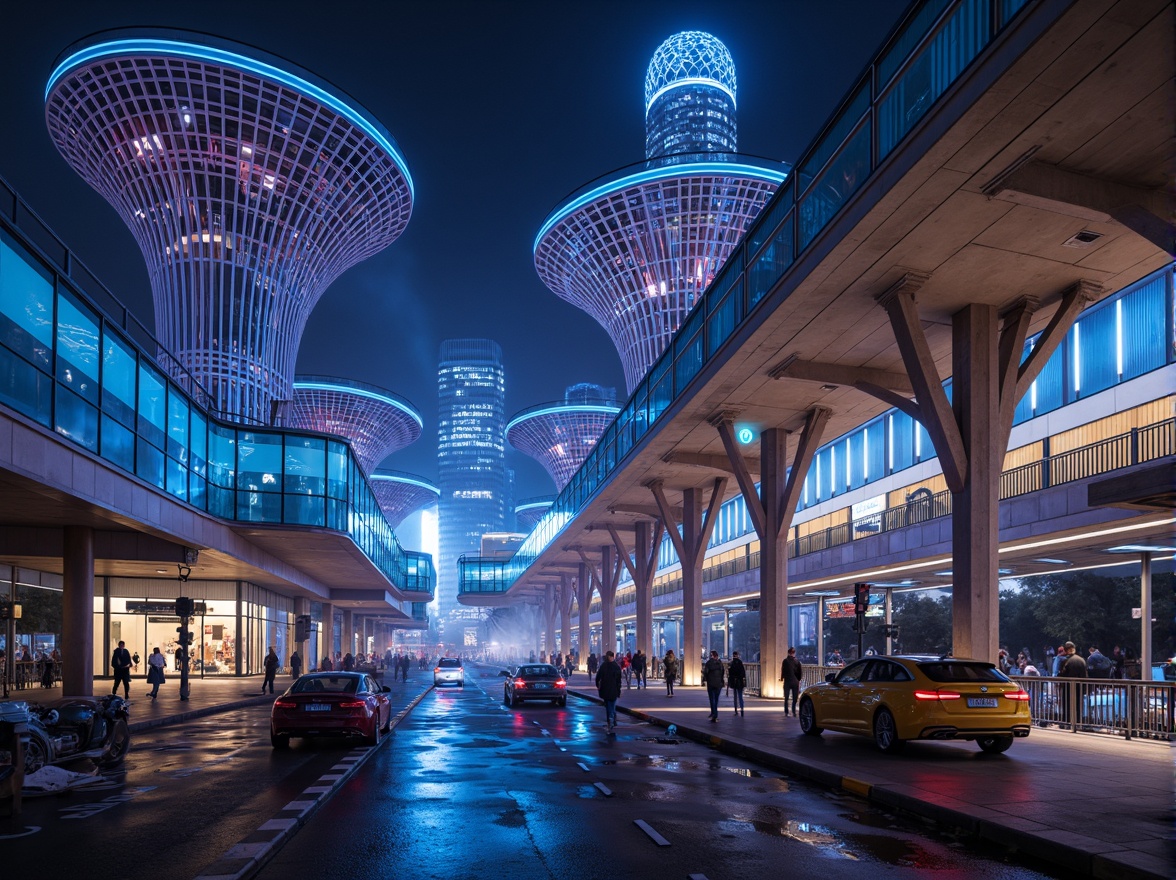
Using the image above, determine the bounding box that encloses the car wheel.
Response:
[24,730,51,774]
[364,717,381,747]
[873,708,904,753]
[557,698,567,707]
[271,732,290,750]
[380,709,392,734]
[976,734,1013,754]
[798,698,822,736]
[511,693,521,706]
[98,719,131,767]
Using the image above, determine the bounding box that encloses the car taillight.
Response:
[1004,690,1030,701]
[338,700,366,709]
[274,698,296,709]
[434,667,441,673]
[555,680,566,688]
[914,690,961,701]
[514,679,527,688]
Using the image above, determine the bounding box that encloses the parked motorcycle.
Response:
[10,695,130,774]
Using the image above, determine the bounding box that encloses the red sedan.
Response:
[271,672,391,748]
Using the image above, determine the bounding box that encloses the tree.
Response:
[891,592,952,655]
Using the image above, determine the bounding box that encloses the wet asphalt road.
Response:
[0,702,378,877]
[255,669,1062,880]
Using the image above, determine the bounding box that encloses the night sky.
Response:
[1,0,907,501]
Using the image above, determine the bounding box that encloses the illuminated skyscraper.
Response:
[45,30,414,424]
[535,31,787,393]
[290,376,422,474]
[436,339,506,627]
[507,384,619,490]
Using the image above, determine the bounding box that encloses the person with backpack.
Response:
[702,650,725,722]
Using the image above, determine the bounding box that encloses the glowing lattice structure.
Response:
[371,470,440,530]
[535,31,786,393]
[507,385,619,490]
[45,30,414,424]
[290,376,422,474]
[515,496,555,531]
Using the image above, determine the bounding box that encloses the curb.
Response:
[568,690,1165,880]
[128,695,275,733]
[192,685,434,880]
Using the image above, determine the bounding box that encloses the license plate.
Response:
[967,697,998,708]
[305,703,331,712]
[534,683,550,689]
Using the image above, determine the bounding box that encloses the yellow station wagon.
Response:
[798,655,1031,753]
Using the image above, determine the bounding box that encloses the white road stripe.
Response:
[634,819,670,846]
[577,762,590,772]
[594,782,613,797]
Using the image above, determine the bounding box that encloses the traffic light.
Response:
[176,627,194,646]
[0,601,20,620]
[175,596,195,617]
[853,582,872,612]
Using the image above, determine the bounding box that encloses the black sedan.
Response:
[501,664,568,707]
[271,672,391,748]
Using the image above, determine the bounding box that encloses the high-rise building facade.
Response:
[436,339,506,626]
[534,31,786,393]
[45,30,414,425]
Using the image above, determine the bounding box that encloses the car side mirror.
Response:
[825,672,837,683]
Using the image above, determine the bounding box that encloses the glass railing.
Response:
[0,175,429,595]
[475,0,1040,595]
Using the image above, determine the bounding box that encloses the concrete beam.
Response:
[769,355,915,395]
[662,451,760,474]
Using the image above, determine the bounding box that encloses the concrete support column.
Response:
[758,428,789,698]
[542,586,557,659]
[295,597,310,671]
[62,526,94,696]
[599,545,617,657]
[559,574,574,659]
[951,304,1002,664]
[1140,552,1152,675]
[817,598,826,667]
[576,565,591,667]
[318,602,334,666]
[341,609,354,659]
[884,589,894,655]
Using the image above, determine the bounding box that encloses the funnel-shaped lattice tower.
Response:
[45,30,414,424]
[535,31,787,393]
[371,470,440,530]
[289,376,422,474]
[507,384,619,490]
[515,496,555,531]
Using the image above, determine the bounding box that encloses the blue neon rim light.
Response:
[506,404,621,435]
[646,76,736,113]
[371,474,440,494]
[535,162,787,250]
[293,381,424,429]
[46,38,414,200]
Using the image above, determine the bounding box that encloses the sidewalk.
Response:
[565,675,1171,880]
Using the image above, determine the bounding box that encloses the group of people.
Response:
[999,642,1133,678]
[0,645,62,689]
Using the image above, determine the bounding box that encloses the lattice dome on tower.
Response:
[45,30,414,425]
[515,496,555,531]
[507,385,620,490]
[370,470,440,530]
[289,376,422,474]
[535,31,786,394]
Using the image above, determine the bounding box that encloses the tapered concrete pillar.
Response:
[559,574,574,659]
[295,597,310,670]
[341,609,354,658]
[62,526,94,696]
[576,564,592,666]
[319,602,334,665]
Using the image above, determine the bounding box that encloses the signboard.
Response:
[126,601,208,615]
[851,494,887,522]
[826,598,884,619]
[464,628,478,647]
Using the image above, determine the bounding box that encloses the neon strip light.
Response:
[506,404,620,434]
[46,38,414,199]
[645,76,736,112]
[535,162,787,249]
[294,382,423,428]
[372,474,440,494]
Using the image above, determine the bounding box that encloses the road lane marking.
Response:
[594,782,613,797]
[635,819,670,846]
[577,762,590,772]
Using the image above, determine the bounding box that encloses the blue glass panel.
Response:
[0,343,51,426]
[137,361,166,450]
[167,388,189,462]
[747,181,794,255]
[166,458,188,501]
[190,410,207,478]
[101,330,136,427]
[1120,278,1166,380]
[707,275,743,357]
[747,214,793,309]
[189,475,207,511]
[237,431,281,491]
[208,484,233,519]
[1000,0,1030,27]
[136,437,165,489]
[1074,304,1117,398]
[0,230,53,369]
[326,441,348,498]
[888,411,914,474]
[877,0,952,87]
[100,414,134,471]
[56,291,100,404]
[284,493,325,527]
[327,498,347,531]
[648,359,672,423]
[799,82,870,191]
[238,490,281,523]
[674,329,704,393]
[284,436,326,495]
[799,119,871,251]
[208,423,236,489]
[55,386,98,451]
[878,0,988,157]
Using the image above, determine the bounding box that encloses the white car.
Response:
[433,657,464,687]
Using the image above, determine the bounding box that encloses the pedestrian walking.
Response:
[595,650,623,732]
[111,639,132,698]
[587,653,598,676]
[146,646,167,699]
[780,646,803,716]
[290,649,302,680]
[262,646,280,694]
[662,649,679,696]
[621,652,632,688]
[702,650,725,722]
[728,651,746,716]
